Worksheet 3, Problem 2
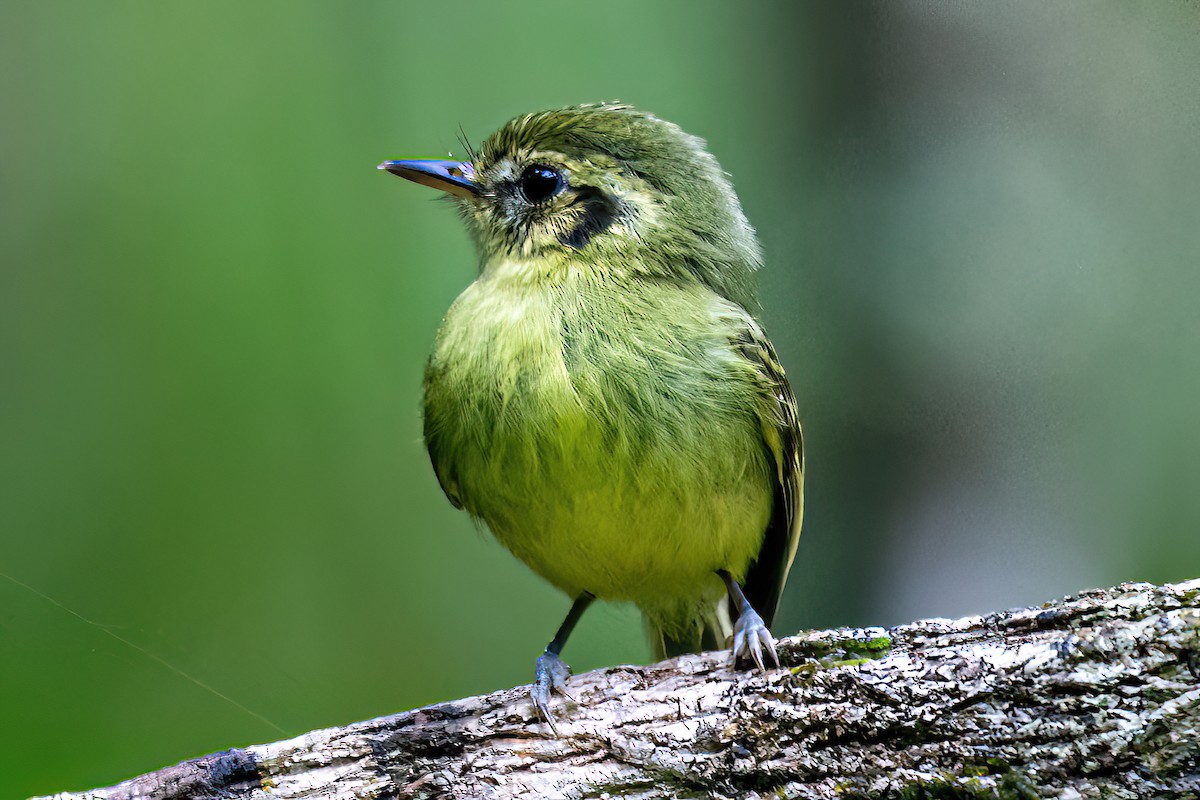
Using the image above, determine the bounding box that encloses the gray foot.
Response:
[731,606,780,672]
[532,651,573,734]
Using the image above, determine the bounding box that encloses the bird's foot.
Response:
[731,606,779,672]
[531,651,573,734]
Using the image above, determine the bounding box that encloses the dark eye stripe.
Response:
[559,187,617,250]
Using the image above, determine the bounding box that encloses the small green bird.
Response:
[380,103,803,729]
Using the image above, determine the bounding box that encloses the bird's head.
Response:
[381,103,761,308]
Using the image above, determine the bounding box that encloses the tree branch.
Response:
[37,579,1200,799]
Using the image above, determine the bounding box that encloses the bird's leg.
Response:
[718,569,779,672]
[532,591,594,733]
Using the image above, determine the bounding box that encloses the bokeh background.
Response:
[2,2,1198,795]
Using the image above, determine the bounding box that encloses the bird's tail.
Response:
[646,597,733,660]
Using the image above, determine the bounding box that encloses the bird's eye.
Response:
[518,165,565,204]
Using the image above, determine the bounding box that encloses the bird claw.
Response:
[531,651,572,734]
[730,606,779,672]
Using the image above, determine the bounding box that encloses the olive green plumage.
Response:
[465,104,762,314]
[385,102,803,670]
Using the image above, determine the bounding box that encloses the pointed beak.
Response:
[377,159,479,199]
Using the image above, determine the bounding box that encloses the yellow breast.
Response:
[422,263,773,620]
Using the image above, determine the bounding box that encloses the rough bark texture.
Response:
[38,580,1200,800]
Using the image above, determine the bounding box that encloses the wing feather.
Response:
[736,319,804,629]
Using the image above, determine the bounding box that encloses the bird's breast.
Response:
[422,270,772,605]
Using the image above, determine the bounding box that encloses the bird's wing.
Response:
[736,316,804,629]
[425,440,464,510]
[422,362,466,510]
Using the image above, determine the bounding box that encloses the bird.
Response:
[379,103,802,731]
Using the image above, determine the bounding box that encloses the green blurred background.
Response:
[2,2,1198,795]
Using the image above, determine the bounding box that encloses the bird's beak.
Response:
[377,159,479,199]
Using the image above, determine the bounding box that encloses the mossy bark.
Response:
[36,580,1200,800]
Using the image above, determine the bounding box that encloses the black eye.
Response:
[518,164,565,204]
